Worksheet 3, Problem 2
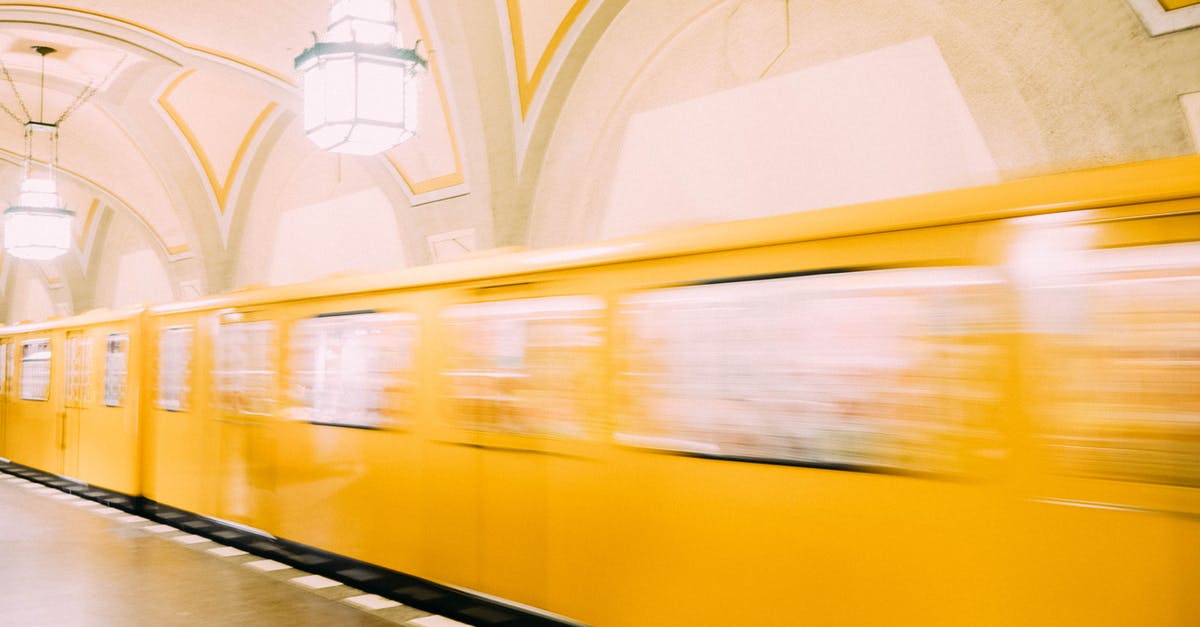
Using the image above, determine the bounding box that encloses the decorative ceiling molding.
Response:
[497,0,603,166]
[507,0,588,117]
[0,3,290,84]
[1128,0,1200,34]
[384,0,469,204]
[75,197,98,248]
[157,69,278,214]
[156,68,281,246]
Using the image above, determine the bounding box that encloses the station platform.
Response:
[0,468,469,626]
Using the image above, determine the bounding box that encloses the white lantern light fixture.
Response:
[295,0,427,156]
[4,46,73,261]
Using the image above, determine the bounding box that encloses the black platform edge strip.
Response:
[0,461,586,627]
[639,447,959,482]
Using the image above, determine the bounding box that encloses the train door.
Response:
[62,331,94,479]
[437,294,606,607]
[13,336,61,473]
[0,340,9,456]
[148,323,207,510]
[212,315,279,528]
[76,330,138,493]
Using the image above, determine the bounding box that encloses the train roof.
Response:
[0,307,144,336]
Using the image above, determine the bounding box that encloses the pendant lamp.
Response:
[295,0,428,155]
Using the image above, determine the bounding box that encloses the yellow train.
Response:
[2,156,1198,626]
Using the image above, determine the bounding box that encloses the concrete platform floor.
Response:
[0,473,465,626]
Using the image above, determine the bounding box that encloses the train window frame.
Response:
[614,266,1007,477]
[213,319,278,417]
[286,310,418,430]
[156,325,193,412]
[65,334,94,407]
[440,294,607,441]
[104,333,130,407]
[1029,241,1200,493]
[19,338,52,402]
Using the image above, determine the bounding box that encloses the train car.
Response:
[0,308,145,495]
[3,155,1198,626]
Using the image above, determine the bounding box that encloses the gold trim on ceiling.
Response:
[0,18,178,64]
[2,3,465,207]
[385,156,466,195]
[0,3,290,83]
[385,0,466,196]
[1159,0,1200,10]
[75,197,99,248]
[158,69,278,214]
[507,0,589,118]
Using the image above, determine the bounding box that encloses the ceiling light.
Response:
[295,0,428,156]
[4,47,72,261]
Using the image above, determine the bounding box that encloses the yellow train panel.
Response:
[1,156,1197,626]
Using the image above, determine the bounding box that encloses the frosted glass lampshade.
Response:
[328,0,398,45]
[296,0,424,155]
[4,177,73,260]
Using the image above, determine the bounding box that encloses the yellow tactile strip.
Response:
[0,472,468,627]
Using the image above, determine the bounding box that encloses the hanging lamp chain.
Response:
[0,48,127,128]
[0,54,32,124]
[54,53,127,126]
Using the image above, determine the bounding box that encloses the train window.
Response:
[20,339,51,401]
[1031,242,1200,487]
[157,326,193,411]
[104,333,129,407]
[442,296,604,438]
[616,267,1006,475]
[66,335,94,406]
[286,312,417,429]
[214,321,276,416]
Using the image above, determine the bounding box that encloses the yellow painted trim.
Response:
[385,157,466,195]
[1159,0,1200,10]
[507,0,531,114]
[166,244,190,255]
[158,70,277,213]
[507,0,589,117]
[63,168,176,253]
[0,3,291,83]
[158,71,218,201]
[75,198,99,248]
[225,103,279,208]
[409,0,464,176]
[384,0,466,196]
